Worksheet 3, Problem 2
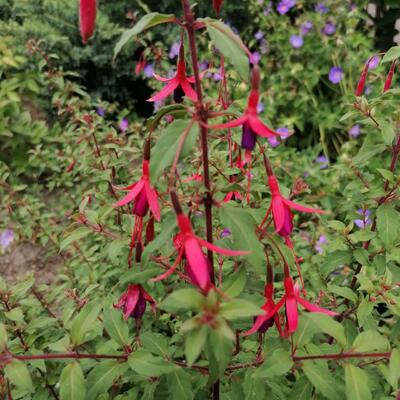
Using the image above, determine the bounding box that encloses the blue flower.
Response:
[328,67,343,84]
[169,41,181,59]
[119,118,129,133]
[316,155,329,169]
[315,2,329,14]
[354,209,372,229]
[290,35,303,48]
[323,21,336,36]
[277,0,296,15]
[300,21,313,35]
[143,64,154,78]
[348,124,361,138]
[255,30,264,41]
[0,229,14,249]
[96,107,105,117]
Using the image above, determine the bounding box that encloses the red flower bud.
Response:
[383,61,396,93]
[79,0,97,45]
[66,159,77,173]
[213,0,224,14]
[355,58,372,97]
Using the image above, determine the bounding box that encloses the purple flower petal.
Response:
[0,229,14,249]
[290,34,303,49]
[348,124,361,138]
[329,67,343,84]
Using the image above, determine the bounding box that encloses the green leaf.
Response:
[376,204,399,248]
[388,348,400,388]
[289,377,313,400]
[302,361,343,400]
[128,350,179,377]
[202,19,249,81]
[0,323,7,352]
[185,325,209,366]
[219,299,263,320]
[107,239,127,264]
[219,204,264,270]
[60,362,86,400]
[60,227,91,252]
[5,359,34,393]
[328,285,358,303]
[103,308,129,347]
[380,120,395,145]
[167,369,193,400]
[221,267,247,297]
[253,349,293,378]
[208,329,233,378]
[114,13,175,59]
[159,289,204,312]
[352,330,389,352]
[87,361,128,400]
[382,46,400,63]
[321,250,352,276]
[344,364,371,400]
[150,119,197,181]
[119,267,160,285]
[353,143,387,166]
[70,302,101,346]
[305,313,347,346]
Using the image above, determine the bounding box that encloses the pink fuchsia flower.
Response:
[272,275,337,334]
[152,192,250,292]
[260,175,325,238]
[348,124,361,138]
[114,284,156,320]
[243,282,284,336]
[383,61,397,93]
[147,44,198,103]
[290,34,303,49]
[328,67,343,84]
[210,66,280,151]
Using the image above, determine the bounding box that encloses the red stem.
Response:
[293,351,391,362]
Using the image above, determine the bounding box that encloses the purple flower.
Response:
[348,124,361,138]
[290,35,303,48]
[316,155,329,169]
[276,0,296,15]
[364,85,372,96]
[315,2,329,13]
[315,235,327,254]
[255,30,264,41]
[263,2,273,15]
[276,127,290,139]
[0,229,14,249]
[323,22,336,36]
[329,67,343,84]
[268,136,280,147]
[169,41,181,59]
[198,61,209,71]
[251,51,261,64]
[143,64,154,78]
[300,21,313,35]
[221,228,231,238]
[257,102,265,113]
[96,107,105,117]
[354,209,372,229]
[213,69,223,81]
[119,118,129,133]
[368,55,379,70]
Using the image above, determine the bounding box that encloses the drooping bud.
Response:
[251,65,261,90]
[383,61,396,93]
[241,122,257,150]
[79,0,97,44]
[135,242,143,263]
[170,191,183,215]
[145,216,155,243]
[355,57,372,96]
[132,189,149,217]
[213,0,224,14]
[143,138,151,161]
[66,159,77,173]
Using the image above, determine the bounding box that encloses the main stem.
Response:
[181,0,215,284]
[181,2,217,398]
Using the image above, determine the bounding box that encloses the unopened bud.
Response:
[251,65,261,90]
[143,138,151,161]
[170,191,183,215]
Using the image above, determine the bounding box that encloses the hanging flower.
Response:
[210,65,280,151]
[151,192,250,291]
[79,0,97,44]
[147,44,198,103]
[114,284,156,320]
[260,175,325,238]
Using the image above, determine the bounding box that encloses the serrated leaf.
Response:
[219,299,263,320]
[185,325,209,366]
[70,302,101,346]
[87,361,128,399]
[382,46,400,63]
[376,204,399,248]
[159,289,204,312]
[219,204,264,270]
[5,359,34,393]
[103,308,129,347]
[202,18,249,80]
[114,13,175,59]
[60,227,91,252]
[253,349,293,378]
[150,120,197,181]
[305,313,347,346]
[60,362,86,400]
[352,330,389,352]
[344,364,371,400]
[128,350,178,376]
[302,361,343,400]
